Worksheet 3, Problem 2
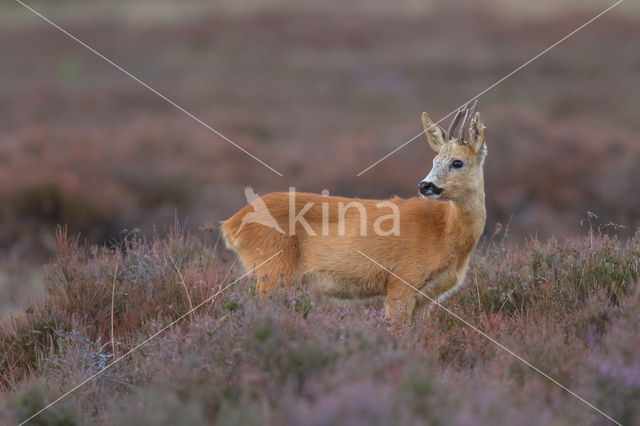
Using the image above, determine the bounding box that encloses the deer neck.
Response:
[445,187,486,253]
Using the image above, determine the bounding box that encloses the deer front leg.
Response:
[415,269,461,313]
[384,277,418,323]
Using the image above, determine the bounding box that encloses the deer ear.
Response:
[467,112,486,153]
[422,112,447,153]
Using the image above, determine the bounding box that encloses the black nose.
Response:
[418,181,443,195]
[418,181,432,195]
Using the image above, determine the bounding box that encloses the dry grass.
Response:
[110,256,119,361]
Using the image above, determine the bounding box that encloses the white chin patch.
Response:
[420,192,441,200]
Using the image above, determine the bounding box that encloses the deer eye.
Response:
[451,160,464,169]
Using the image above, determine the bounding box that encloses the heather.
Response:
[0,227,638,425]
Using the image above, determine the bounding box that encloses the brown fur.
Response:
[222,111,487,320]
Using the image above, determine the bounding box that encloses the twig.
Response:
[110,256,119,361]
[500,214,513,251]
[208,260,237,316]
[109,377,137,390]
[0,369,14,390]
[473,264,482,312]
[170,256,195,324]
[497,280,521,315]
[212,230,222,256]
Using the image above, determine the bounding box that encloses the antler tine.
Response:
[468,99,479,119]
[457,105,470,141]
[458,99,479,142]
[446,107,464,140]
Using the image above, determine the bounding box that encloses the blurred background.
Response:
[0,0,638,315]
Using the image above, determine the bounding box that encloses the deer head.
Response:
[418,101,487,202]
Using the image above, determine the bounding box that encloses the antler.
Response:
[446,107,464,140]
[444,100,481,141]
[457,99,479,142]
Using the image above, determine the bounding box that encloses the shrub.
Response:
[0,227,225,390]
[0,229,638,425]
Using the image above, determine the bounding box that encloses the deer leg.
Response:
[384,277,418,323]
[256,272,280,298]
[226,226,300,299]
[252,239,298,298]
[420,269,462,305]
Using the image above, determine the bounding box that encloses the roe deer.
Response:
[222,101,487,320]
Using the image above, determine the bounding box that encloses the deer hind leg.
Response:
[255,271,279,297]
[384,277,418,323]
[255,263,293,297]
[238,234,299,298]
